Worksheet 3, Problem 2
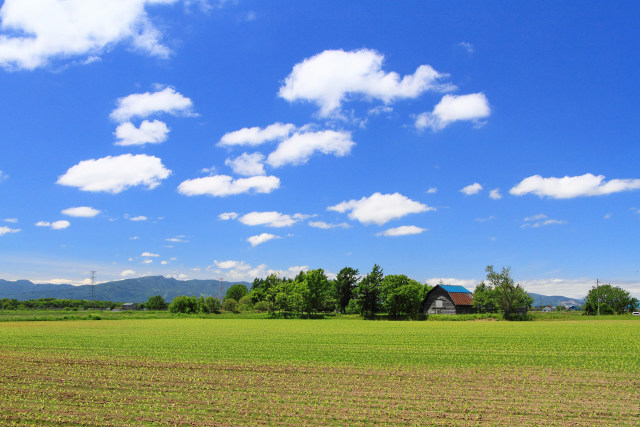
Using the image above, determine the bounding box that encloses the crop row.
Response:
[1,351,638,425]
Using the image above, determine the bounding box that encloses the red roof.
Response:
[449,292,473,306]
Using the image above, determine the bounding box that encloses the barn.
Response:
[423,285,474,315]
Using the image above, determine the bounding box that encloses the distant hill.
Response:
[0,276,251,303]
[528,292,584,308]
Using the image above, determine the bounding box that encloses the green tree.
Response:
[169,296,198,313]
[355,264,384,318]
[380,274,424,318]
[203,296,221,313]
[333,267,360,313]
[301,269,330,314]
[484,266,533,319]
[472,282,497,313]
[583,283,638,315]
[222,298,238,313]
[225,284,249,302]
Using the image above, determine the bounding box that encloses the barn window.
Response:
[435,299,443,308]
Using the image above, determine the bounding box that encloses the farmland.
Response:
[1,318,639,425]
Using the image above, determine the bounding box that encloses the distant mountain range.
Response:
[0,276,250,303]
[0,276,583,306]
[528,293,584,308]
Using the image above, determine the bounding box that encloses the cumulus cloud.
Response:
[376,225,426,237]
[426,187,437,194]
[279,48,452,117]
[415,93,490,131]
[267,130,354,168]
[57,154,170,194]
[308,221,350,230]
[489,189,502,200]
[225,152,266,176]
[114,120,169,146]
[460,183,482,195]
[521,213,566,228]
[110,87,194,122]
[4,218,18,223]
[35,220,70,230]
[129,216,147,222]
[218,212,238,221]
[0,0,179,70]
[209,260,309,282]
[141,252,159,257]
[328,192,433,226]
[61,206,100,218]
[218,122,295,147]
[0,226,20,236]
[239,211,309,228]
[177,175,280,197]
[247,233,279,247]
[510,173,640,199]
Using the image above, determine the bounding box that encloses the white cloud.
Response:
[0,170,7,181]
[518,278,638,300]
[247,233,279,247]
[129,216,148,222]
[177,175,280,197]
[4,218,18,223]
[460,183,483,195]
[114,120,170,146]
[239,211,309,228]
[416,93,490,131]
[489,189,502,200]
[208,260,309,282]
[0,226,20,236]
[458,42,474,54]
[522,213,566,228]
[328,192,433,226]
[218,212,238,221]
[426,277,478,289]
[267,130,354,168]
[61,206,100,218]
[57,154,170,194]
[426,187,437,194]
[218,122,295,147]
[279,48,452,117]
[225,152,266,176]
[376,225,426,237]
[214,260,243,269]
[510,173,640,199]
[161,260,168,265]
[0,0,179,71]
[142,259,153,264]
[51,220,70,229]
[120,269,136,277]
[110,87,194,122]
[141,252,159,257]
[165,235,187,243]
[36,220,70,230]
[308,221,350,230]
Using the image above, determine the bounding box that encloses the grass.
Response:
[1,316,639,424]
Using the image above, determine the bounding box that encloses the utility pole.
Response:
[90,271,96,302]
[219,278,223,302]
[596,278,600,316]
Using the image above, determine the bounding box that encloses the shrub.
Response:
[169,296,198,314]
[222,298,238,313]
[253,300,268,312]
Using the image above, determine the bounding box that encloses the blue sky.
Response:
[0,1,638,298]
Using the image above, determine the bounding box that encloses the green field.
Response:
[1,317,639,425]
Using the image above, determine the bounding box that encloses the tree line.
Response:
[0,298,115,310]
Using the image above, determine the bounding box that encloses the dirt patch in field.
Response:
[0,352,638,425]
